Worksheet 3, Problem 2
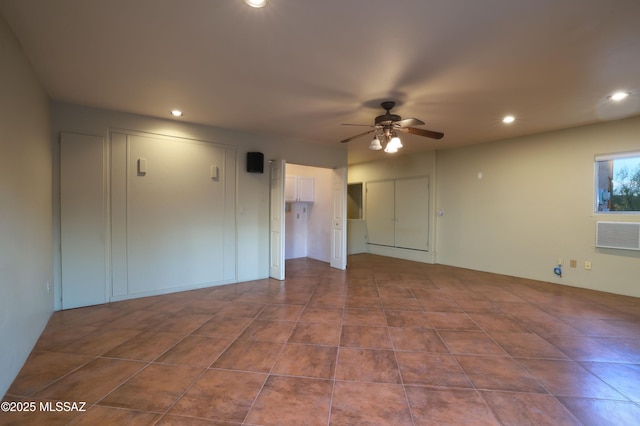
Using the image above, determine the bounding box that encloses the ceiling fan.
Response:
[340,101,444,153]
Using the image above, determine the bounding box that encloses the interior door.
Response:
[269,159,286,280]
[330,167,347,270]
[395,177,429,250]
[365,180,395,246]
[60,132,106,309]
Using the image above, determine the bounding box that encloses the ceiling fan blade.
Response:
[395,117,425,127]
[341,123,375,127]
[340,129,375,143]
[399,127,444,140]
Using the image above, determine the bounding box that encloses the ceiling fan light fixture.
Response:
[388,135,403,149]
[244,0,268,7]
[609,91,630,102]
[384,142,398,153]
[369,135,382,150]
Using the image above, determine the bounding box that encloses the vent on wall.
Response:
[596,221,640,251]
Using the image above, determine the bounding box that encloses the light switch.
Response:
[211,165,219,180]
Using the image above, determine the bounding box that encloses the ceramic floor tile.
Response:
[34,358,146,403]
[340,325,393,349]
[7,351,94,396]
[150,312,213,335]
[406,387,499,425]
[342,308,387,326]
[388,327,449,352]
[482,391,581,425]
[155,415,240,425]
[66,405,162,425]
[489,332,569,359]
[272,343,337,379]
[385,310,432,327]
[417,296,464,312]
[169,369,266,422]
[9,254,640,426]
[581,361,640,402]
[155,335,232,367]
[54,328,142,356]
[335,347,401,383]
[237,319,296,343]
[381,297,424,311]
[32,324,99,351]
[346,285,379,297]
[438,330,508,355]
[330,381,413,425]
[211,339,283,373]
[215,302,266,318]
[544,334,634,362]
[288,322,341,346]
[456,355,547,393]
[558,397,640,426]
[343,296,382,309]
[298,306,343,324]
[425,312,480,330]
[101,309,171,331]
[396,351,472,388]
[245,376,332,425]
[256,304,304,321]
[192,316,252,338]
[594,338,640,363]
[103,330,184,361]
[468,313,531,333]
[518,358,629,400]
[99,363,203,412]
[0,401,79,426]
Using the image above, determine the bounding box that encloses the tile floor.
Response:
[2,254,640,425]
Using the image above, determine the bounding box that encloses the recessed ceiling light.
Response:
[609,91,630,102]
[502,115,515,124]
[244,0,268,8]
[170,109,183,117]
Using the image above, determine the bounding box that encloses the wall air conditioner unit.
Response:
[596,221,640,251]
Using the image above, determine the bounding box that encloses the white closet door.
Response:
[60,132,106,309]
[330,167,347,270]
[395,177,429,250]
[126,135,227,294]
[366,180,395,246]
[269,159,286,280]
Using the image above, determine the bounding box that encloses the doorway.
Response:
[269,161,346,279]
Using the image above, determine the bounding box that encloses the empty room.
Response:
[1,1,640,425]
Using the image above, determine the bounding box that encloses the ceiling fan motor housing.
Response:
[375,101,400,125]
[375,113,401,125]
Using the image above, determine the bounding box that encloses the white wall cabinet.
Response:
[366,176,429,251]
[285,175,314,202]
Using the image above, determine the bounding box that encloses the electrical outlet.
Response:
[570,259,577,268]
[584,261,592,270]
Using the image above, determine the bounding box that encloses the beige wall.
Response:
[0,16,53,397]
[51,102,347,310]
[348,151,438,262]
[347,118,640,298]
[436,116,640,297]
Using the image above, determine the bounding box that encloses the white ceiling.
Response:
[2,0,640,164]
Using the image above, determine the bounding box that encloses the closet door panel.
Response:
[365,180,395,246]
[395,177,429,250]
[126,135,226,294]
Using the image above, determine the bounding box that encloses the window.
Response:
[595,151,640,212]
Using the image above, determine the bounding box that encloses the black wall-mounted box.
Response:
[246,152,264,173]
